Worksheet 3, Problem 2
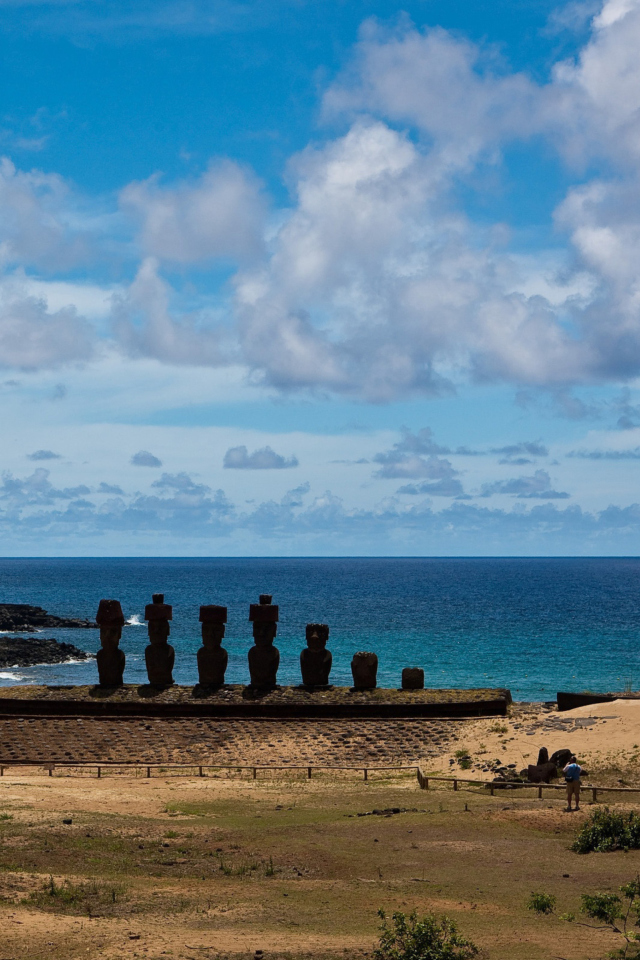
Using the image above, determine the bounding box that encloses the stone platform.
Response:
[0,716,458,766]
[0,684,510,719]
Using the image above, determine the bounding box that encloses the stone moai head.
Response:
[305,623,329,651]
[145,593,172,645]
[199,604,227,647]
[249,594,278,646]
[96,598,125,647]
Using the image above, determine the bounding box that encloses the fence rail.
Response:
[1,761,639,802]
[416,768,640,802]
[0,761,417,781]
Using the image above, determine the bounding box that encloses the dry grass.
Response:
[1,771,639,959]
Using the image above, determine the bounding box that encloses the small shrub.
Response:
[528,875,640,959]
[454,749,470,760]
[527,892,556,915]
[0,813,13,821]
[572,807,640,854]
[459,758,472,771]
[374,909,478,960]
[488,723,508,734]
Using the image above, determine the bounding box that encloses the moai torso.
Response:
[197,604,228,687]
[144,594,174,687]
[300,623,332,687]
[96,598,126,687]
[247,594,279,689]
[351,650,378,690]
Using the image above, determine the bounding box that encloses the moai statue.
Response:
[351,650,378,690]
[144,593,175,687]
[401,667,424,690]
[197,604,228,687]
[247,594,279,690]
[300,623,332,687]
[95,598,126,687]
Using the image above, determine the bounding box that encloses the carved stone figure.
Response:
[197,604,228,687]
[401,667,424,690]
[537,746,549,766]
[144,593,174,687]
[300,623,332,687]
[351,650,378,690]
[95,598,125,687]
[247,594,279,690]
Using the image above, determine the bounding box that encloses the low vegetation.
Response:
[572,807,640,853]
[528,875,640,959]
[374,909,478,960]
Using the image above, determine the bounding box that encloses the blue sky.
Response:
[2,0,640,555]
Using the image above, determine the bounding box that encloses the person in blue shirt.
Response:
[563,755,582,811]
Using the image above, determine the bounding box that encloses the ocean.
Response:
[0,557,638,701]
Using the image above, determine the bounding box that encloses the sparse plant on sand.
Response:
[527,875,640,959]
[374,908,478,960]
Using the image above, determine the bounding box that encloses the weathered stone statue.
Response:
[401,667,424,690]
[95,598,125,687]
[351,650,378,690]
[247,594,279,690]
[300,623,332,687]
[197,604,228,687]
[144,593,174,687]
[537,746,549,766]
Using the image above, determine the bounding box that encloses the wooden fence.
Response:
[1,761,639,802]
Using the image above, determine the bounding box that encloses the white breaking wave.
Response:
[0,671,27,680]
[126,614,143,626]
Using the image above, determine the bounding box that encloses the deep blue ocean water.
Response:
[0,557,638,701]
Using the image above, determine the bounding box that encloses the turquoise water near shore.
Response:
[0,557,638,700]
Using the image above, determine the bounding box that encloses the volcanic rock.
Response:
[0,635,90,668]
[0,604,96,632]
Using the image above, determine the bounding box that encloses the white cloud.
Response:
[112,257,226,365]
[223,445,299,469]
[0,156,91,271]
[131,450,162,467]
[0,279,94,369]
[481,469,570,499]
[120,160,265,264]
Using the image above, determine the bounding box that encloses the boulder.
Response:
[550,748,573,769]
[527,761,559,784]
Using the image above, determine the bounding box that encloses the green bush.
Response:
[374,909,478,960]
[572,807,640,853]
[527,892,556,914]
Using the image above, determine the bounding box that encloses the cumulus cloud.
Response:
[481,469,570,499]
[223,445,299,469]
[1,464,639,554]
[397,477,468,497]
[112,257,226,365]
[98,481,124,494]
[0,468,90,505]
[130,450,162,467]
[491,440,548,464]
[120,160,265,264]
[568,447,640,459]
[0,282,94,370]
[372,428,464,482]
[0,157,91,271]
[26,449,61,461]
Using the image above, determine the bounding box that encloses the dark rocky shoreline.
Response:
[0,636,91,669]
[0,604,96,633]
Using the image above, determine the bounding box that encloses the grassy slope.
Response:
[0,772,638,959]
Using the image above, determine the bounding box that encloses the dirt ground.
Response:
[2,699,640,959]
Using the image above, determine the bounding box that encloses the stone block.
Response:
[401,667,424,690]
